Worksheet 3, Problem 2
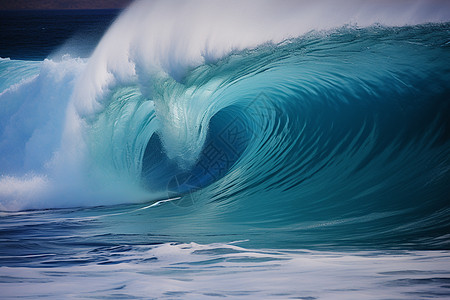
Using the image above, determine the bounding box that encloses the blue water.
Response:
[1,1,450,298]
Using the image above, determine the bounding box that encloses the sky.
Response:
[0,0,134,10]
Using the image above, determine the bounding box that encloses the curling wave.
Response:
[1,0,450,248]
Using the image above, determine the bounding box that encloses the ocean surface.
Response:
[1,1,450,298]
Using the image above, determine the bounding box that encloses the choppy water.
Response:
[1,0,450,298]
[1,206,450,299]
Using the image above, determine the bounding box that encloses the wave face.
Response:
[1,0,450,248]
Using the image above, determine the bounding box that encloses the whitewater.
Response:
[1,0,450,298]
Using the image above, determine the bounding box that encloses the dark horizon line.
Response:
[0,8,125,11]
[0,0,133,11]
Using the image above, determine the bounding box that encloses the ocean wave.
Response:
[0,0,449,248]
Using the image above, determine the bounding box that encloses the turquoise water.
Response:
[1,1,450,298]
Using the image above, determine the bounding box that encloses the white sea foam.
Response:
[0,242,449,299]
[73,0,450,117]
